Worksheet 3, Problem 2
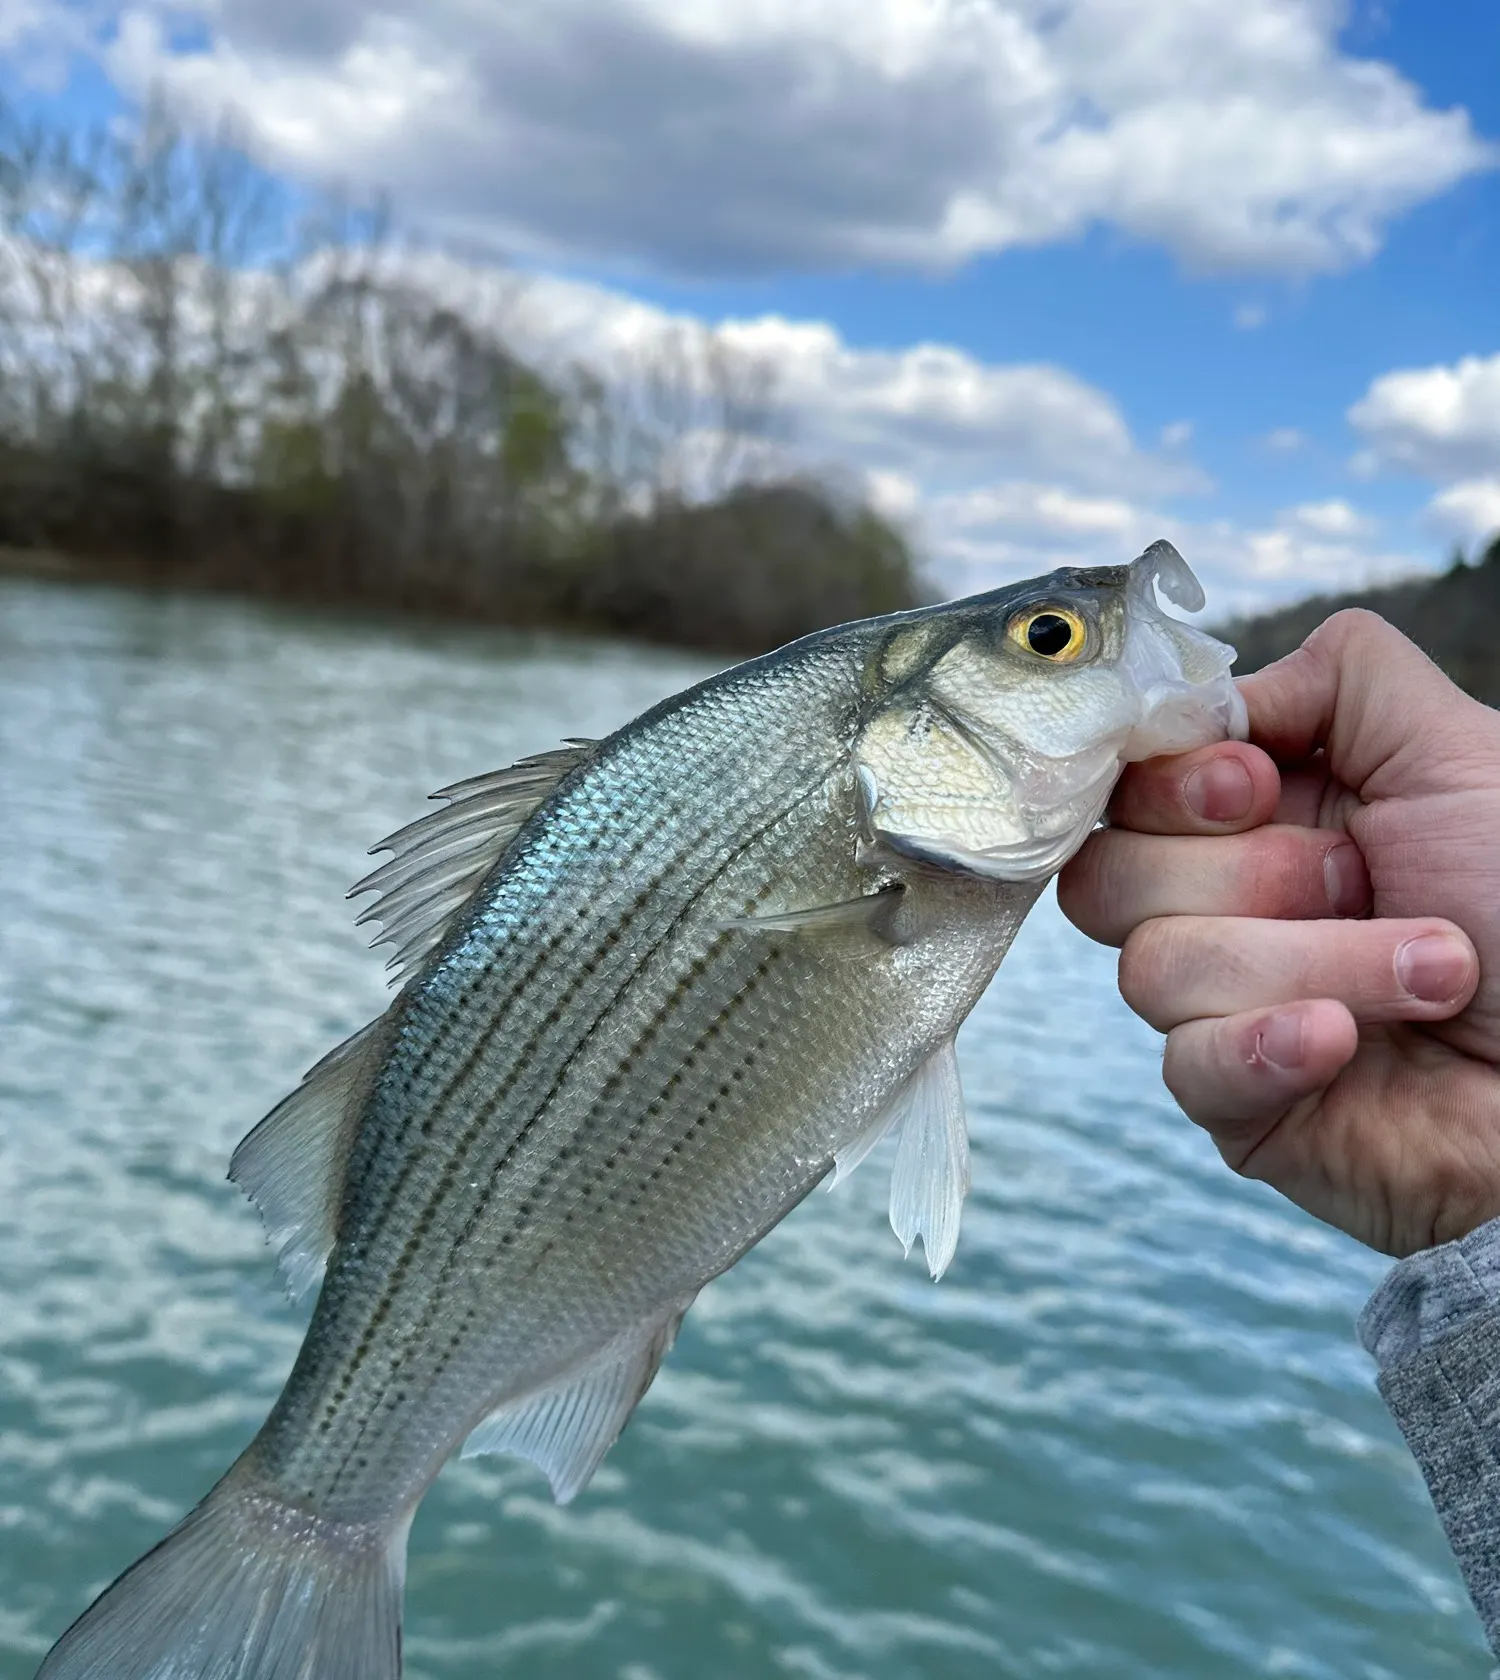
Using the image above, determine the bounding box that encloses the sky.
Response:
[1,0,1498,616]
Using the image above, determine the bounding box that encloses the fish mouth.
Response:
[1119,541,1248,761]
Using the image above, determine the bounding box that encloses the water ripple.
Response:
[0,577,1485,1678]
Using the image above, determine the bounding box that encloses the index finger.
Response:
[1108,739,1282,836]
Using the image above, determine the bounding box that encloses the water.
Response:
[0,574,1486,1679]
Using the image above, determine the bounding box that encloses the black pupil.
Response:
[1026,613,1074,657]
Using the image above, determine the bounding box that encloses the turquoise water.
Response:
[0,575,1486,1678]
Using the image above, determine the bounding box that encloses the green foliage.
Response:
[0,102,920,651]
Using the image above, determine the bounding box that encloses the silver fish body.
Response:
[39,541,1245,1680]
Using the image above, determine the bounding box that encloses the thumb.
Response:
[1240,609,1497,799]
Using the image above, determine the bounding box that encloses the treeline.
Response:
[0,105,918,653]
[1220,530,1500,705]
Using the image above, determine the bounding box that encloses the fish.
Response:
[38,539,1246,1680]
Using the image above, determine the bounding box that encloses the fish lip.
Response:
[1128,538,1206,614]
[1117,540,1246,758]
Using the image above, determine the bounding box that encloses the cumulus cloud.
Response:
[1283,499,1375,538]
[422,265,1206,500]
[388,260,1416,610]
[1160,419,1194,449]
[1426,479,1500,546]
[1259,426,1308,453]
[927,490,1415,617]
[1348,353,1500,546]
[84,0,1494,278]
[1349,352,1500,481]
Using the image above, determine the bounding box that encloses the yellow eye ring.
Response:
[1006,604,1089,663]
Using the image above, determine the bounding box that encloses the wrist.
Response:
[1358,1214,1500,1370]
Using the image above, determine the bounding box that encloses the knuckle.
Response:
[1307,608,1399,669]
[1118,918,1191,1022]
[1236,827,1328,917]
[1316,606,1388,645]
[1055,837,1106,930]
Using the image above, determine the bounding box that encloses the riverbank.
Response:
[0,107,920,658]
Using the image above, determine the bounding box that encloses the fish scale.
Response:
[37,543,1246,1680]
[256,651,864,1514]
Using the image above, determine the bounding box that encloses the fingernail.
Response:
[1185,757,1253,823]
[1397,934,1472,1004]
[1256,1009,1305,1071]
[1323,842,1369,917]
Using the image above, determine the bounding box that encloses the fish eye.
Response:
[1007,605,1089,663]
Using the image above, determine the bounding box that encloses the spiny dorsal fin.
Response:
[229,1015,389,1299]
[461,1293,696,1503]
[351,739,597,983]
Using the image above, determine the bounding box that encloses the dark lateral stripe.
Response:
[415,941,783,1408]
[317,783,830,1481]
[333,782,722,1300]
[532,944,784,1273]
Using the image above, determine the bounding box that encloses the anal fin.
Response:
[462,1294,695,1503]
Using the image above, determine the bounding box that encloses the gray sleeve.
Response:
[1359,1217,1500,1658]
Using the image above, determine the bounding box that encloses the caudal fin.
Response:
[37,1479,409,1680]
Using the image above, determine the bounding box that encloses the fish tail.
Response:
[36,1473,410,1680]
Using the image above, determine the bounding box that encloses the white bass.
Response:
[39,539,1246,1680]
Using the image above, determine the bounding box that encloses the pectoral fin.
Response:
[462,1294,695,1503]
[717,884,910,950]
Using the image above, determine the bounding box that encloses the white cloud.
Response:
[1260,426,1307,453]
[935,483,1143,541]
[1425,478,1500,546]
[1349,352,1500,481]
[84,0,1493,278]
[1347,353,1500,548]
[864,469,922,521]
[1283,498,1375,538]
[1160,419,1193,448]
[1233,302,1268,330]
[0,0,90,79]
[909,476,1417,615]
[378,258,1424,611]
[432,266,1206,500]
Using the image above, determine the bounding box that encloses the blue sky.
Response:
[2,0,1498,616]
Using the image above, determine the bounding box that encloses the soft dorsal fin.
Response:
[461,1294,695,1503]
[825,1037,970,1280]
[351,739,597,982]
[229,1016,389,1299]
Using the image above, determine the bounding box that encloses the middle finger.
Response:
[1058,824,1371,947]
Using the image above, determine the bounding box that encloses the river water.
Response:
[0,575,1486,1678]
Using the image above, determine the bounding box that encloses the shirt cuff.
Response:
[1359,1216,1500,1370]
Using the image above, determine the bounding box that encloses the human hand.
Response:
[1058,609,1500,1258]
